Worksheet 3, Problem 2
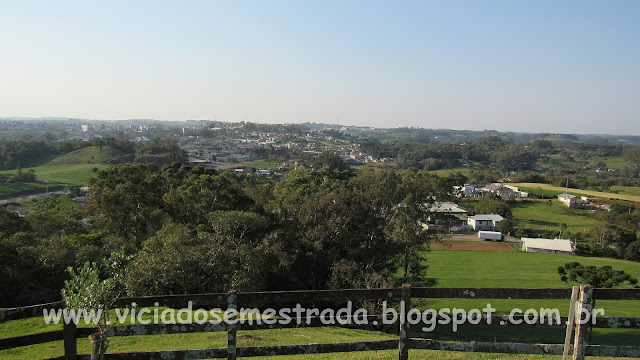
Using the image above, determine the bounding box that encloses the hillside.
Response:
[46,146,124,165]
[510,183,640,203]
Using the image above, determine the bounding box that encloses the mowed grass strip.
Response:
[509,183,640,203]
[2,330,636,360]
[0,327,395,360]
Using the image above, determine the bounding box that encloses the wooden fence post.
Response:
[227,290,238,360]
[562,286,579,360]
[63,319,77,360]
[399,283,411,360]
[573,284,593,360]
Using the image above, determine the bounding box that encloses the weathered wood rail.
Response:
[0,285,639,359]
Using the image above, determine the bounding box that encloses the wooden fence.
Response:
[1,285,639,360]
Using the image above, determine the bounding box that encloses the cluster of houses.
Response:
[424,200,576,255]
[457,183,529,199]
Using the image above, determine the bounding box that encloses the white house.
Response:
[558,193,580,208]
[467,214,504,231]
[521,238,575,255]
[461,184,485,198]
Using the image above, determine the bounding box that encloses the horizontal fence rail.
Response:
[0,286,638,359]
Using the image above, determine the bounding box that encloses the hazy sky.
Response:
[1,1,639,134]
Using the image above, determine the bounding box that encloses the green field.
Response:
[510,183,640,203]
[46,146,124,165]
[0,147,121,197]
[0,164,107,187]
[510,200,603,234]
[587,156,634,170]
[423,250,640,289]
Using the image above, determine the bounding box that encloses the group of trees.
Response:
[361,136,541,173]
[0,135,185,172]
[587,203,640,262]
[0,163,455,307]
[558,262,638,288]
[361,137,640,191]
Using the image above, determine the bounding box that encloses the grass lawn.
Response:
[0,164,108,187]
[510,200,603,234]
[421,250,640,289]
[410,250,640,347]
[509,183,640,203]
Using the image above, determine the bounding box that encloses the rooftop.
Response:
[468,214,504,221]
[521,238,575,252]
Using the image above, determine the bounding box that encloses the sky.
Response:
[1,0,639,134]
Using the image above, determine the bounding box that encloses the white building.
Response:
[558,193,580,208]
[467,214,504,231]
[521,238,575,255]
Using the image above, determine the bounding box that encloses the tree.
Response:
[61,250,128,360]
[314,151,349,171]
[497,218,514,236]
[163,172,253,225]
[89,164,166,245]
[559,223,567,238]
[558,262,638,288]
[275,186,391,290]
[475,195,512,218]
[125,223,234,295]
[208,211,272,290]
[388,203,431,283]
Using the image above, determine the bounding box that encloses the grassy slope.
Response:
[46,146,124,165]
[0,146,116,196]
[510,183,640,203]
[510,200,604,233]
